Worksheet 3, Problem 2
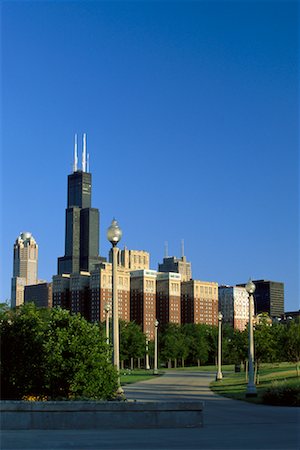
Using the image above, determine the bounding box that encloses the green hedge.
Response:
[262,380,300,406]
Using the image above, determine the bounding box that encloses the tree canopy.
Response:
[0,304,118,400]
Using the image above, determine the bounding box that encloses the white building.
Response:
[218,286,249,331]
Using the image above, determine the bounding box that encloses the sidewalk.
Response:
[1,371,299,450]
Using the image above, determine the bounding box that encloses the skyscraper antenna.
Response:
[181,239,185,258]
[164,241,168,258]
[82,133,87,172]
[73,134,78,172]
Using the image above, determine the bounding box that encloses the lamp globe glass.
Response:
[245,279,256,294]
[107,219,122,245]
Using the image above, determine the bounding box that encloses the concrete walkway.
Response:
[1,371,299,450]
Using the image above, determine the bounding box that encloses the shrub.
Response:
[262,380,300,406]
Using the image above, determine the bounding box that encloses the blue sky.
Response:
[1,1,299,311]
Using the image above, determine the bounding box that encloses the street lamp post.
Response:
[216,312,223,381]
[145,338,150,370]
[245,278,257,397]
[154,319,159,375]
[104,303,111,346]
[107,218,124,396]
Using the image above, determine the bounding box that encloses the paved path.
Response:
[1,371,299,450]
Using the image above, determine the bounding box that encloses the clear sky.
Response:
[1,1,299,311]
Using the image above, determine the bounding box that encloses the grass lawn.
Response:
[210,362,300,405]
[163,364,235,372]
[120,369,161,385]
[120,364,233,384]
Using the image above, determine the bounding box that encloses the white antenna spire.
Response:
[73,134,78,172]
[82,133,87,172]
[181,239,185,258]
[87,153,90,172]
[164,241,168,258]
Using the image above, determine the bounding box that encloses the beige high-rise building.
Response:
[90,262,130,323]
[11,232,38,308]
[130,269,157,340]
[110,248,150,271]
[218,286,249,331]
[181,280,219,326]
[156,272,181,327]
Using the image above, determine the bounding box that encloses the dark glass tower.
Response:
[58,137,103,274]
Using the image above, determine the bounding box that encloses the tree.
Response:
[119,321,146,369]
[0,303,48,399]
[44,308,117,399]
[182,324,209,366]
[0,304,118,400]
[207,325,218,365]
[160,324,181,368]
[284,321,300,376]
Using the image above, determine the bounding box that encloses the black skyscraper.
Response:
[58,135,103,274]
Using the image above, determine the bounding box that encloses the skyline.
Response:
[1,1,298,311]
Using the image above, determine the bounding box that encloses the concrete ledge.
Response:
[0,400,204,429]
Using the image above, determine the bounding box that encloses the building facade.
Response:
[11,232,38,308]
[52,274,71,310]
[156,272,181,327]
[116,248,150,271]
[58,134,104,275]
[218,286,249,331]
[158,256,192,282]
[89,262,130,324]
[130,270,157,340]
[238,279,284,318]
[181,280,219,326]
[24,282,53,308]
[70,272,91,317]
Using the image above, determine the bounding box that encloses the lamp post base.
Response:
[153,369,158,375]
[216,372,223,381]
[115,384,125,400]
[246,383,257,397]
[245,392,257,397]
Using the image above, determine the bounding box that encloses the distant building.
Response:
[156,272,181,327]
[90,262,130,324]
[109,248,150,271]
[24,282,53,308]
[70,272,91,318]
[218,286,249,331]
[158,256,192,282]
[130,270,157,340]
[52,274,71,310]
[11,232,38,308]
[53,271,91,319]
[58,134,104,275]
[238,279,284,318]
[280,310,300,322]
[182,280,218,326]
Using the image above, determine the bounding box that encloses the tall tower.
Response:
[11,232,38,308]
[58,134,102,275]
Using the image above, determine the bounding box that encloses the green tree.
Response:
[0,304,118,400]
[44,308,117,399]
[160,324,180,368]
[182,324,209,366]
[207,325,218,365]
[0,303,48,399]
[119,321,146,369]
[284,321,300,376]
